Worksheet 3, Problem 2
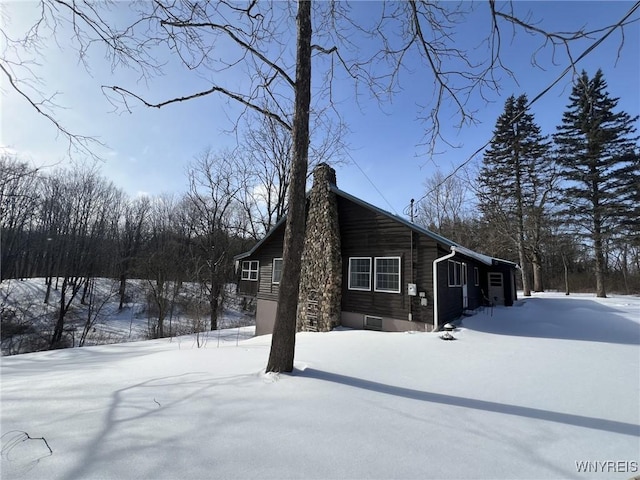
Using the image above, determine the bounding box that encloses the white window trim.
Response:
[348,257,372,291]
[474,267,480,286]
[272,258,283,284]
[241,260,259,281]
[374,256,402,294]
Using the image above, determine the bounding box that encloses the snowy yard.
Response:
[1,292,639,479]
[0,278,255,355]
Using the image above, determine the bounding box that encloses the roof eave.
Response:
[233,215,288,261]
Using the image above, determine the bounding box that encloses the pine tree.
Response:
[477,94,554,296]
[553,69,639,298]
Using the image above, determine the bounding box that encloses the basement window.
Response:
[374,257,401,293]
[348,257,372,291]
[241,260,259,281]
[364,315,383,331]
[272,258,283,284]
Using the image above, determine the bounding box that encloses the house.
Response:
[236,163,518,335]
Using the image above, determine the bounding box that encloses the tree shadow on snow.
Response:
[58,371,256,480]
[464,297,640,345]
[300,368,639,437]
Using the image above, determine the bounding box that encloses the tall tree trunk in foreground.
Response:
[266,0,312,373]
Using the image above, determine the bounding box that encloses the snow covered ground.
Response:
[0,278,255,355]
[1,292,639,479]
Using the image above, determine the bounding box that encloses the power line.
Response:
[349,154,399,215]
[408,1,640,212]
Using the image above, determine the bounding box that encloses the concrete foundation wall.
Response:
[341,311,430,333]
[255,298,278,336]
[256,304,431,335]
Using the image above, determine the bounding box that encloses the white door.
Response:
[462,262,468,308]
[488,272,504,305]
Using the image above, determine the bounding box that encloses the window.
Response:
[375,257,401,293]
[474,267,480,286]
[448,260,462,287]
[364,315,383,331]
[241,260,259,281]
[348,257,371,291]
[489,272,503,287]
[272,258,283,284]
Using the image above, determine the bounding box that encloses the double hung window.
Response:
[374,257,401,293]
[272,258,283,284]
[348,257,371,291]
[348,257,401,294]
[241,260,259,281]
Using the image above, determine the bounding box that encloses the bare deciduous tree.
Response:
[239,107,347,238]
[416,170,472,244]
[141,194,184,339]
[0,155,41,280]
[39,167,121,347]
[185,149,246,331]
[117,196,150,310]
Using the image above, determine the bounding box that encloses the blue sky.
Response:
[2,1,638,218]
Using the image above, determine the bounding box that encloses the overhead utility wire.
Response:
[408,1,640,214]
[350,155,400,215]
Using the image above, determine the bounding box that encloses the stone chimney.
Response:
[297,163,342,332]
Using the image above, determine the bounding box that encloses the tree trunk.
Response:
[44,275,52,304]
[514,158,531,297]
[531,250,544,292]
[79,278,95,347]
[118,274,126,310]
[50,276,83,347]
[266,0,312,374]
[51,277,68,347]
[593,214,606,298]
[621,244,629,295]
[81,277,90,304]
[157,306,165,338]
[210,281,221,331]
[562,251,570,295]
[517,240,531,297]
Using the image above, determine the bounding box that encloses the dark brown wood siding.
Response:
[237,278,258,296]
[239,223,286,302]
[338,197,437,324]
[436,251,506,325]
[409,236,438,327]
[237,191,517,330]
[435,248,461,324]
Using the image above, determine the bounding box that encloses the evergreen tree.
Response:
[477,94,554,295]
[553,69,639,298]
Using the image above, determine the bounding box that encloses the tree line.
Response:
[417,70,639,297]
[1,109,341,349]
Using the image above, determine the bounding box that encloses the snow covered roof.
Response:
[452,245,516,267]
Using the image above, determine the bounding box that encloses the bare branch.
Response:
[102,84,292,131]
[0,59,104,160]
